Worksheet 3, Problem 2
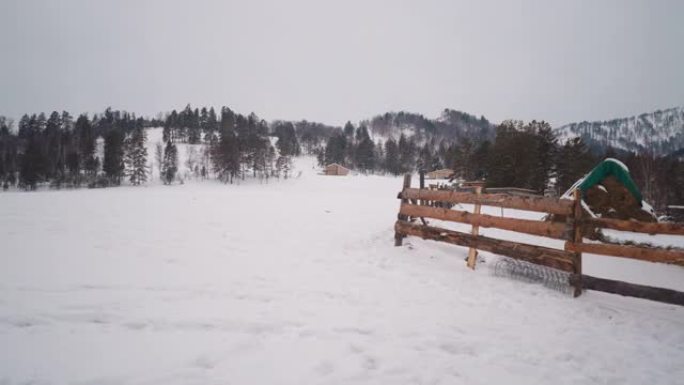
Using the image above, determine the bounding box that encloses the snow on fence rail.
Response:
[393,174,684,306]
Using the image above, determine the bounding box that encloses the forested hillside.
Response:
[363,109,494,143]
[555,106,684,156]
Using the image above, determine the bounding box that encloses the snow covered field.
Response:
[1,159,684,384]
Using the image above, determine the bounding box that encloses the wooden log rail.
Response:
[570,275,684,306]
[399,203,569,240]
[483,187,540,196]
[400,188,574,215]
[584,217,684,236]
[565,242,684,266]
[395,221,576,272]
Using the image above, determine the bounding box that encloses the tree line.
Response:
[160,105,300,183]
[206,108,300,183]
[1,106,682,210]
[316,119,683,210]
[0,109,148,190]
[0,105,301,190]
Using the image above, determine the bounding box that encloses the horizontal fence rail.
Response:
[569,275,684,306]
[401,188,574,215]
[399,202,569,240]
[565,242,684,266]
[584,217,684,236]
[396,221,576,272]
[394,173,684,306]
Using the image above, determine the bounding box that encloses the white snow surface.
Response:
[1,159,684,384]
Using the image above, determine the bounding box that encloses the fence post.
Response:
[466,185,483,269]
[395,174,412,246]
[572,188,583,297]
[419,169,425,206]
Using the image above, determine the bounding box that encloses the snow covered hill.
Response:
[1,166,683,384]
[363,109,494,145]
[555,106,684,155]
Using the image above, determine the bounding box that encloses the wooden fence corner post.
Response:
[572,188,584,297]
[466,185,483,269]
[419,169,425,206]
[395,173,412,246]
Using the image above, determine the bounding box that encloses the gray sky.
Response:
[1,0,683,127]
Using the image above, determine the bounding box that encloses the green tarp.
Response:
[578,158,643,205]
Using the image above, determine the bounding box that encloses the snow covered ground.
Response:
[1,158,683,384]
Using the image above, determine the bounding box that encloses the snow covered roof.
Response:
[325,163,349,170]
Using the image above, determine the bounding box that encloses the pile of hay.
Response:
[583,175,656,222]
[561,158,657,223]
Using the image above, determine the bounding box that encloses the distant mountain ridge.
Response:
[554,106,684,156]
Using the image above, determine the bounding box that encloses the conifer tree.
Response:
[199,107,209,135]
[18,115,46,189]
[556,137,594,193]
[353,125,375,172]
[471,140,490,180]
[275,122,300,157]
[207,107,218,132]
[45,111,63,183]
[19,135,43,189]
[154,142,163,179]
[124,127,148,185]
[210,130,240,183]
[0,118,18,189]
[530,121,557,193]
[323,133,347,166]
[103,128,125,185]
[75,114,97,179]
[452,138,474,180]
[384,138,400,175]
[161,140,178,184]
[187,105,201,144]
[343,121,355,138]
[398,134,416,173]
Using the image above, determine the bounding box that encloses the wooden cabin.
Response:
[426,168,454,180]
[324,163,350,176]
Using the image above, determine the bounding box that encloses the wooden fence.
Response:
[394,174,684,306]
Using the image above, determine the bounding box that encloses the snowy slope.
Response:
[1,164,683,384]
[146,127,210,183]
[555,106,684,155]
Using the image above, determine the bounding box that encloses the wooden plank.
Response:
[569,274,684,306]
[571,189,583,297]
[401,188,573,215]
[395,174,412,246]
[395,221,575,272]
[466,186,483,269]
[585,217,684,236]
[484,187,540,196]
[564,242,684,266]
[399,203,569,240]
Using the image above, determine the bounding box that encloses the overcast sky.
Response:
[1,0,683,127]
